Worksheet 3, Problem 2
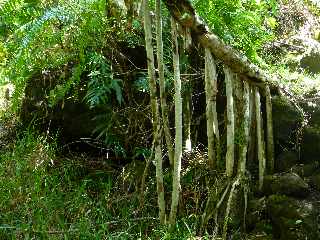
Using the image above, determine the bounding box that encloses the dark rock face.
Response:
[275,151,299,172]
[310,174,320,191]
[263,173,309,198]
[308,103,320,127]
[301,127,320,164]
[267,195,319,240]
[20,71,99,143]
[252,93,320,240]
[300,46,320,74]
[299,94,320,127]
[272,96,303,154]
[247,197,270,233]
[291,162,319,178]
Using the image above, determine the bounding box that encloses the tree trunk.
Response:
[254,87,266,190]
[142,0,166,224]
[205,48,219,169]
[224,66,235,177]
[161,0,278,92]
[155,0,174,165]
[169,17,183,226]
[265,85,274,174]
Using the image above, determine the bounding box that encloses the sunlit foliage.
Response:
[0,0,136,108]
[194,0,278,64]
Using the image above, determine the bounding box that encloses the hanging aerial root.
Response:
[222,177,240,240]
[183,28,192,153]
[205,48,219,169]
[139,134,157,209]
[200,174,250,239]
[254,87,266,190]
[200,172,251,237]
[243,177,249,231]
[238,81,250,174]
[169,16,183,226]
[156,0,174,165]
[201,179,230,232]
[214,181,231,236]
[200,175,250,236]
[265,85,274,174]
[224,66,235,177]
[142,0,166,224]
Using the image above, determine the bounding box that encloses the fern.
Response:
[84,52,123,108]
[91,111,127,157]
[1,0,117,108]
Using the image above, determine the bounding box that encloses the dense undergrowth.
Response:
[0,125,216,239]
[0,0,320,239]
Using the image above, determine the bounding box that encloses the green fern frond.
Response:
[2,0,128,111]
[84,52,123,108]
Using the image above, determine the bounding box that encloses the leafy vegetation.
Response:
[194,0,278,65]
[0,0,320,238]
[0,0,140,109]
[0,129,212,239]
[84,52,123,108]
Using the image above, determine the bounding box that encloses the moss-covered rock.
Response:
[247,197,272,235]
[310,174,320,191]
[300,94,320,128]
[275,151,299,172]
[301,127,320,163]
[308,104,320,128]
[20,69,100,143]
[263,173,309,198]
[267,195,319,240]
[272,96,303,154]
[290,162,319,178]
[299,42,320,74]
